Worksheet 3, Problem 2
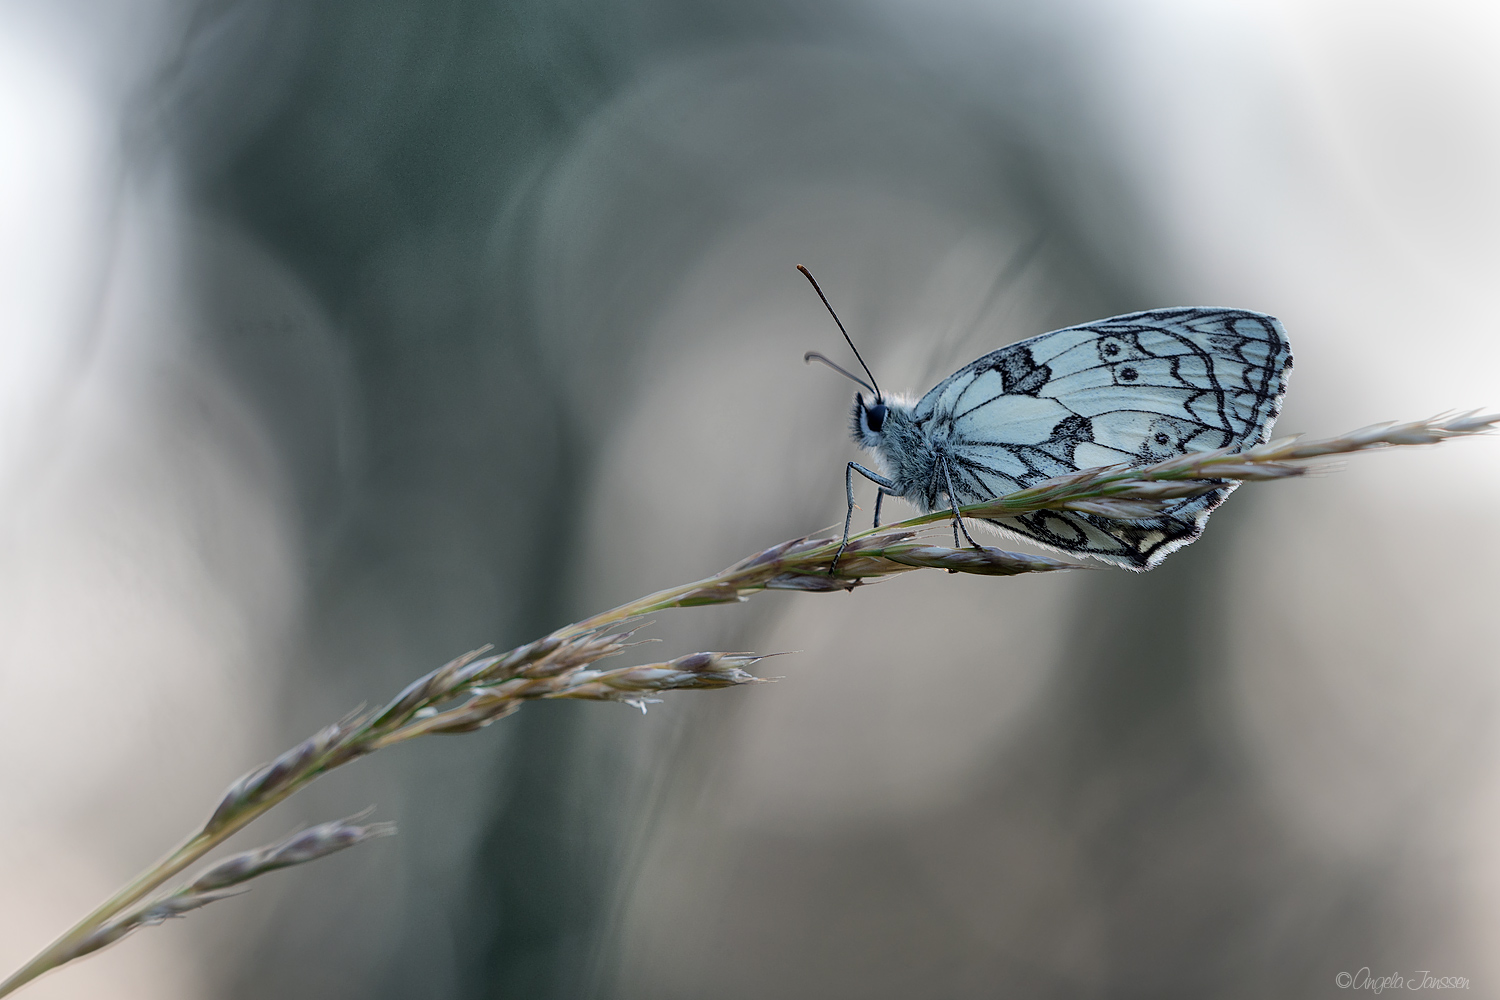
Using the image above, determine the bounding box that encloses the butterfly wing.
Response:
[913,307,1291,570]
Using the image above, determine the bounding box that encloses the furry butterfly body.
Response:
[846,307,1292,570]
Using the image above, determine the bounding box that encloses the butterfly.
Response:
[799,267,1292,571]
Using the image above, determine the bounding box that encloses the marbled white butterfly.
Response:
[800,267,1292,571]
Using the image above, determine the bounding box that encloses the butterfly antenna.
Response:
[797,265,882,401]
[803,351,876,394]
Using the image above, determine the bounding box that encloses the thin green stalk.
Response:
[0,782,310,995]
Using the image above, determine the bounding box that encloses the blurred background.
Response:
[1,0,1498,996]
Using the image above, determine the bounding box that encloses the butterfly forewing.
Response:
[918,307,1291,570]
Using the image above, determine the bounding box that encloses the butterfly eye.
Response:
[865,403,888,433]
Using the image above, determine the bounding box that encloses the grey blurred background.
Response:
[2,1,1498,997]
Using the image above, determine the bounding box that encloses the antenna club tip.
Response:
[802,351,817,363]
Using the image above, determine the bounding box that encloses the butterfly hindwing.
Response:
[915,307,1291,570]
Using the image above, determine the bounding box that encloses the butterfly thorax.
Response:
[851,392,946,510]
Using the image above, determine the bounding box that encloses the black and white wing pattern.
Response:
[915,307,1291,570]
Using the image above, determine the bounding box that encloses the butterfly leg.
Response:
[940,456,982,551]
[835,463,897,574]
[871,487,902,528]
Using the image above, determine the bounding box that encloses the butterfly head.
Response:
[851,391,916,451]
[850,392,884,443]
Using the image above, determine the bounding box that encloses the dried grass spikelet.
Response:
[67,814,397,961]
[2,410,1493,997]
